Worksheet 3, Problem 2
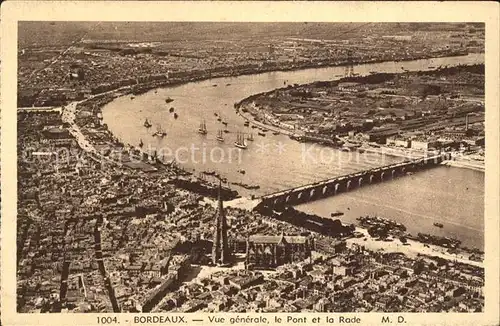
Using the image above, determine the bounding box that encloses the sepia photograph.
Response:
[1,2,499,325]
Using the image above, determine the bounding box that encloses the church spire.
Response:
[212,179,229,265]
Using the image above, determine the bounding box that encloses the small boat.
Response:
[217,117,222,122]
[139,139,144,148]
[214,112,218,117]
[244,121,250,127]
[198,120,207,135]
[331,211,344,217]
[223,129,230,133]
[216,130,224,142]
[130,96,135,100]
[174,113,178,119]
[247,133,254,141]
[169,107,175,113]
[226,83,231,86]
[165,97,174,103]
[262,128,268,132]
[144,118,152,128]
[272,131,280,136]
[258,132,266,137]
[234,132,247,149]
[222,121,228,126]
[238,169,246,175]
[251,125,258,129]
[428,66,436,69]
[213,84,218,87]
[433,222,444,228]
[153,124,167,137]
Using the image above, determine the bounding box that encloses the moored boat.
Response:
[234,132,247,149]
[153,124,167,137]
[216,130,224,142]
[198,120,207,135]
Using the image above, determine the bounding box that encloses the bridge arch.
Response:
[401,167,406,174]
[391,169,396,179]
[322,185,328,195]
[285,195,291,203]
[309,189,316,199]
[381,171,386,181]
[346,180,352,190]
[297,191,303,201]
[369,174,375,184]
[334,183,340,195]
[358,177,363,187]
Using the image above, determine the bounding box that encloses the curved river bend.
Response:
[102,53,484,249]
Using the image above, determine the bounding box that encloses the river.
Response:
[102,53,484,249]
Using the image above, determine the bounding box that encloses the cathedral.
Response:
[245,233,312,269]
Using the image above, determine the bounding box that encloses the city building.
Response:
[245,233,312,269]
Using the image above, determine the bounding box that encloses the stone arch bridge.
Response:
[256,153,451,209]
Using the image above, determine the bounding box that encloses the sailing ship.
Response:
[198,120,207,134]
[165,97,174,103]
[234,132,247,149]
[153,124,167,137]
[247,133,254,141]
[216,130,224,142]
[144,118,152,128]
